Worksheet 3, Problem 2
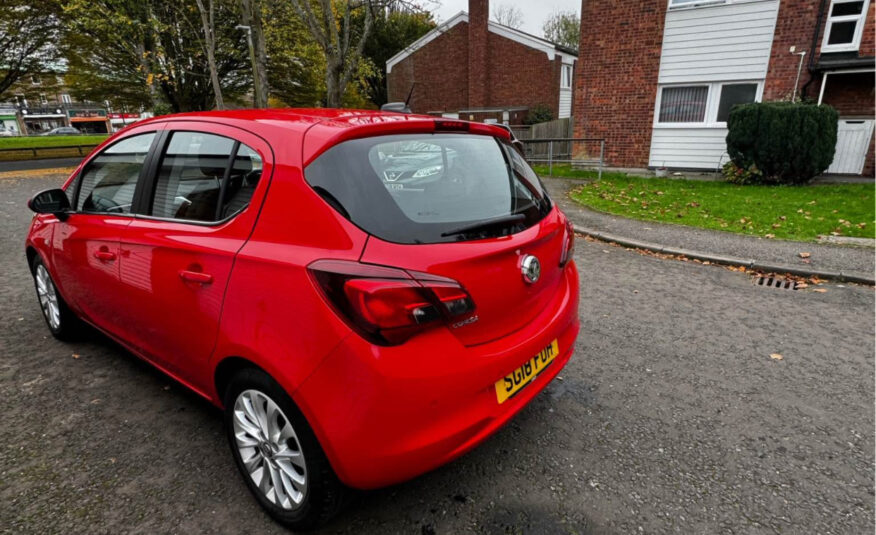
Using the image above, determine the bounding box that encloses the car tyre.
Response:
[224,368,348,530]
[31,255,82,341]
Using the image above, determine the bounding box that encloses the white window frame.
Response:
[60,94,72,104]
[821,0,871,53]
[560,64,573,90]
[667,0,770,9]
[668,0,726,9]
[654,81,764,128]
[31,75,41,86]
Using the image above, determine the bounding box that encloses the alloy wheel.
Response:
[35,264,61,330]
[232,389,308,510]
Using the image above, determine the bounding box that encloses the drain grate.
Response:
[755,276,798,290]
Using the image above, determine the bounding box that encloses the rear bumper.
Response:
[294,261,580,489]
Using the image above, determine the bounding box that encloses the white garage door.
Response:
[827,119,874,175]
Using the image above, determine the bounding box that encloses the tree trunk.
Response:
[241,0,268,108]
[325,58,344,108]
[195,0,225,110]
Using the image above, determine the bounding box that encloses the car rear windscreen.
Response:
[304,133,552,244]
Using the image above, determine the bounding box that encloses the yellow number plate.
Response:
[494,339,559,404]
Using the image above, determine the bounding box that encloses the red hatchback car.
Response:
[25,109,580,529]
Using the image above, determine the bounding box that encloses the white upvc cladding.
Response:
[649,0,780,169]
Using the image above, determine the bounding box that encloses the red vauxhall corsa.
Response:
[24,109,580,529]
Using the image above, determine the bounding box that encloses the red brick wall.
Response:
[468,0,489,108]
[822,72,876,116]
[485,32,562,115]
[762,0,822,101]
[387,23,469,114]
[386,20,567,119]
[764,0,875,101]
[858,1,875,56]
[573,1,665,167]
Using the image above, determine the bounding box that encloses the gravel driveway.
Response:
[1,174,873,534]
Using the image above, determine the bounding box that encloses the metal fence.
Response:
[521,137,606,179]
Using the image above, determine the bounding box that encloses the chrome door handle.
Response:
[179,270,213,284]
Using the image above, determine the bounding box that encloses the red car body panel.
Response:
[25,109,580,491]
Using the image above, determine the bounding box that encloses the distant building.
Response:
[574,0,875,176]
[386,0,577,124]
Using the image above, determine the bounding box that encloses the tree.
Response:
[0,0,63,99]
[542,10,579,50]
[195,0,226,109]
[263,0,326,106]
[359,7,435,106]
[62,0,157,110]
[285,0,376,108]
[63,0,249,113]
[491,3,522,29]
[239,0,268,107]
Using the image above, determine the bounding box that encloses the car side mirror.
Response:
[28,188,71,220]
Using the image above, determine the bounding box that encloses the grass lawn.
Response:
[564,172,875,242]
[0,135,109,150]
[0,135,108,161]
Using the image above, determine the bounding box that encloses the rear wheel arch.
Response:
[214,356,266,406]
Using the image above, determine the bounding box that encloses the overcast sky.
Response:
[430,0,581,36]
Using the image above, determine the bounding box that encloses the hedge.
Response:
[725,102,838,184]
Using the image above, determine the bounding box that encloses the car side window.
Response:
[150,131,262,223]
[76,132,156,213]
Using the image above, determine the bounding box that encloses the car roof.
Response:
[135,108,510,166]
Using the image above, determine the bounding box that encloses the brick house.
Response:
[386,0,577,124]
[574,0,875,176]
[1,70,114,135]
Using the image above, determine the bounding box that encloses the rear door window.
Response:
[304,133,551,244]
[149,131,263,222]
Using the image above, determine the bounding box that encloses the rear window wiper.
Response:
[440,213,527,237]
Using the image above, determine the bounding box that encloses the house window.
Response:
[657,82,760,126]
[658,86,709,123]
[61,94,72,104]
[715,83,758,122]
[560,64,573,90]
[822,0,870,52]
[31,75,41,86]
[39,93,48,105]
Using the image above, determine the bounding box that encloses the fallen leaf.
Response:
[779,216,786,221]
[764,233,775,239]
[798,252,811,259]
[770,353,783,361]
[72,353,80,359]
[813,288,827,293]
[796,282,809,289]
